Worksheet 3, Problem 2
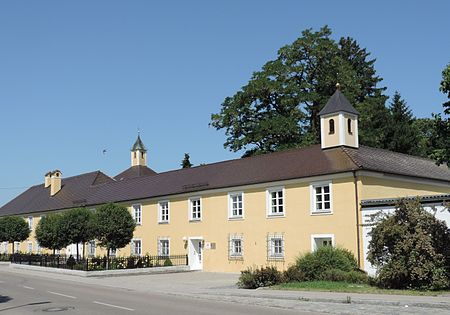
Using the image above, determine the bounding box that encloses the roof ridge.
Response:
[341,146,363,169]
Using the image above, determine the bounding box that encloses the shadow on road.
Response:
[0,296,12,304]
[0,300,51,312]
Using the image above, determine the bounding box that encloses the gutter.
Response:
[353,171,361,268]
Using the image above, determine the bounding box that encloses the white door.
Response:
[188,238,203,270]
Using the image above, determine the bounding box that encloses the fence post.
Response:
[186,254,189,266]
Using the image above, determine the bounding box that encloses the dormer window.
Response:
[329,119,335,135]
[347,119,352,134]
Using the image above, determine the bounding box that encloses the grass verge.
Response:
[273,281,450,296]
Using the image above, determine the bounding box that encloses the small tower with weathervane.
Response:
[319,84,359,149]
[131,134,147,166]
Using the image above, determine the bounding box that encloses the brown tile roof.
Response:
[114,165,157,181]
[0,171,114,216]
[1,145,449,216]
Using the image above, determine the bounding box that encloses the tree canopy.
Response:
[431,63,450,166]
[181,153,193,168]
[211,26,389,156]
[93,203,135,264]
[35,213,69,253]
[0,216,30,253]
[60,208,95,260]
[368,199,450,290]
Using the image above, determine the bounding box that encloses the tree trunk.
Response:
[11,242,14,254]
[76,243,80,262]
[106,248,110,270]
[82,242,85,259]
[53,248,56,255]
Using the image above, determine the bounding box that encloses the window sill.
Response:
[228,256,243,261]
[267,213,285,219]
[310,211,333,216]
[189,219,202,223]
[267,256,285,261]
[158,221,169,225]
[228,216,244,221]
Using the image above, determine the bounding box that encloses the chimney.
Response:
[50,170,62,196]
[44,171,52,188]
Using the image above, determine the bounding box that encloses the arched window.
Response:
[141,152,144,159]
[329,119,335,135]
[347,119,352,134]
[134,152,137,158]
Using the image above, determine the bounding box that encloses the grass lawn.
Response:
[273,281,450,296]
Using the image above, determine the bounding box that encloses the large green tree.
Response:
[35,213,69,254]
[384,92,420,155]
[432,63,450,166]
[0,216,30,254]
[93,203,135,269]
[211,26,389,156]
[60,208,95,261]
[368,199,450,290]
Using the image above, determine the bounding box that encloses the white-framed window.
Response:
[267,234,284,260]
[228,234,243,259]
[55,249,60,255]
[88,240,96,257]
[27,241,33,253]
[131,239,142,256]
[1,242,7,254]
[189,197,202,221]
[228,192,244,219]
[266,187,285,217]
[311,234,334,251]
[36,242,41,254]
[28,216,33,230]
[132,204,142,225]
[310,181,332,214]
[158,201,170,223]
[158,238,170,256]
[110,248,117,257]
[14,242,20,253]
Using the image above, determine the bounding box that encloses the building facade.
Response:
[1,88,449,273]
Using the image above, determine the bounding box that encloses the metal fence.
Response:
[10,253,188,271]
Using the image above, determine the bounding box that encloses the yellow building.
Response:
[1,87,449,273]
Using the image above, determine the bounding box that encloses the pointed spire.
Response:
[131,134,147,152]
[319,84,359,116]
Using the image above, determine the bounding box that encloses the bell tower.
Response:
[319,84,359,149]
[131,134,147,166]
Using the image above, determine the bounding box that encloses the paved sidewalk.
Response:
[2,265,450,315]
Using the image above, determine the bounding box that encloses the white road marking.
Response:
[23,286,35,290]
[93,301,135,311]
[47,291,77,299]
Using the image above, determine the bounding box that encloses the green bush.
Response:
[163,258,173,266]
[319,269,368,284]
[295,246,359,281]
[238,266,283,289]
[283,264,306,282]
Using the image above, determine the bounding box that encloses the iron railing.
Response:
[10,253,188,271]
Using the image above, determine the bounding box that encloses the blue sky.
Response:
[1,1,449,206]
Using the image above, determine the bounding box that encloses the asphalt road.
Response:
[0,270,318,315]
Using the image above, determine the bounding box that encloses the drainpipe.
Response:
[353,171,361,268]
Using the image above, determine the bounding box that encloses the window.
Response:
[28,216,33,230]
[329,119,335,134]
[189,197,202,221]
[267,187,284,217]
[228,192,243,219]
[131,239,142,256]
[110,248,117,257]
[158,238,170,256]
[132,204,142,225]
[27,242,33,253]
[36,242,41,254]
[311,182,332,214]
[228,234,243,259]
[88,240,96,257]
[158,201,169,223]
[311,234,334,251]
[347,118,352,134]
[14,242,20,253]
[267,234,284,260]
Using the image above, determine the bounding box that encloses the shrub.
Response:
[295,246,358,281]
[283,264,306,282]
[237,266,283,289]
[163,258,173,266]
[368,199,450,290]
[319,269,368,284]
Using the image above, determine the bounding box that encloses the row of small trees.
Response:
[0,203,135,266]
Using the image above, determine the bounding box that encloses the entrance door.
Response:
[188,238,203,270]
